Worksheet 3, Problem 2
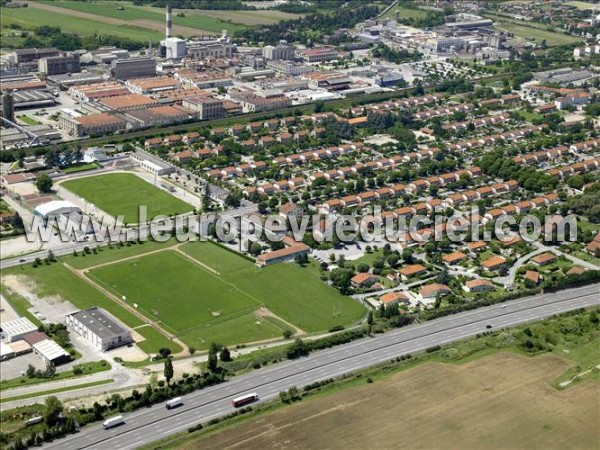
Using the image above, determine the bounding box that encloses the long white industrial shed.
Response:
[33,200,81,218]
[1,317,37,342]
[32,339,70,365]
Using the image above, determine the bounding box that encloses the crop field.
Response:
[179,352,600,450]
[382,4,428,20]
[180,242,366,332]
[61,173,194,225]
[29,1,246,35]
[491,17,582,46]
[2,263,181,354]
[566,1,599,9]
[1,5,165,41]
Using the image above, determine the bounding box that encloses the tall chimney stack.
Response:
[166,4,172,39]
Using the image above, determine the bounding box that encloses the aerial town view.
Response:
[0,0,598,449]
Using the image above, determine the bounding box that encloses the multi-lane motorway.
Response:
[39,284,600,450]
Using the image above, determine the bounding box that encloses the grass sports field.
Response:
[487,15,582,46]
[86,241,365,348]
[2,262,181,354]
[61,173,194,225]
[3,237,365,352]
[382,4,428,20]
[175,352,600,450]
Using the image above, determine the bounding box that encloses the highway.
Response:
[40,284,600,450]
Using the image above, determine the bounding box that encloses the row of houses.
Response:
[513,138,600,165]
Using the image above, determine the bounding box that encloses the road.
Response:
[40,284,600,450]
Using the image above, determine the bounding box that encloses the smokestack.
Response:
[166,4,172,39]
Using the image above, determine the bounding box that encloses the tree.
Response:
[189,346,196,356]
[44,396,63,427]
[36,174,53,193]
[44,362,56,378]
[159,347,172,359]
[219,346,231,362]
[164,357,174,385]
[207,342,219,372]
[26,364,36,378]
[202,183,212,211]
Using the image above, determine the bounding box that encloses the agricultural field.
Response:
[382,4,428,20]
[490,16,582,46]
[1,5,165,42]
[566,1,599,9]
[61,173,194,225]
[21,0,291,36]
[177,352,600,450]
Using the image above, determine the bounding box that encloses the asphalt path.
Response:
[40,284,600,450]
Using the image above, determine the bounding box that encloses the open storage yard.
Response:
[61,173,194,225]
[177,352,600,450]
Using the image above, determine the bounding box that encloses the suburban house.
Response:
[351,273,379,288]
[398,264,427,281]
[419,283,452,300]
[379,292,410,307]
[463,279,496,293]
[524,270,540,285]
[442,251,468,265]
[531,252,557,266]
[481,255,507,272]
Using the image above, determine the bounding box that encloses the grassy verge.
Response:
[1,361,111,391]
[62,163,100,174]
[17,116,40,125]
[0,379,113,404]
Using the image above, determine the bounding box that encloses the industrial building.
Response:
[1,317,38,342]
[111,57,156,80]
[182,96,225,120]
[262,43,295,61]
[124,105,190,127]
[66,307,132,351]
[9,48,60,65]
[60,112,128,137]
[33,200,81,219]
[132,150,176,175]
[38,53,81,75]
[32,339,70,366]
[1,90,15,122]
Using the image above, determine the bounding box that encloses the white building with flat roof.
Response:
[2,317,38,342]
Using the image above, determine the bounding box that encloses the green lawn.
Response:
[516,110,544,123]
[2,263,180,354]
[181,242,366,333]
[88,251,262,334]
[1,6,164,41]
[61,173,194,224]
[62,163,99,174]
[17,115,40,125]
[351,248,384,267]
[181,314,283,349]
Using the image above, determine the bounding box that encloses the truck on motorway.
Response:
[231,392,258,408]
[103,415,125,429]
[166,397,183,409]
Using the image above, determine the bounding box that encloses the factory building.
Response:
[111,57,156,80]
[38,53,81,75]
[66,307,132,351]
[262,43,295,61]
[1,317,38,342]
[60,112,128,137]
[182,96,225,120]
